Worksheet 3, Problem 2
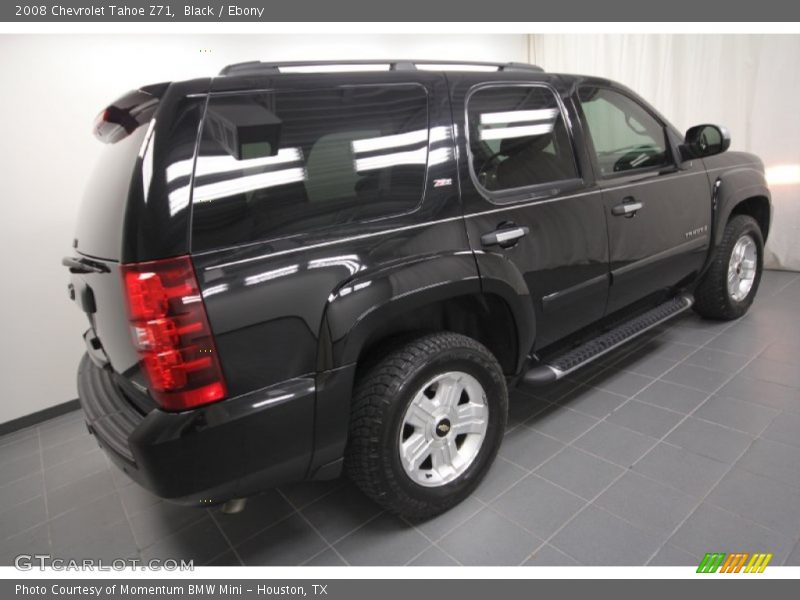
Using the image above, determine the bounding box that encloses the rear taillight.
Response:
[121,255,227,411]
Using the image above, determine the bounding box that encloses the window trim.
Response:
[464,81,585,205]
[190,83,432,253]
[575,84,677,181]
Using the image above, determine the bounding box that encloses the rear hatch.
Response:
[66,88,163,409]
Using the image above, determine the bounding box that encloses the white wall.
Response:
[0,34,529,424]
[531,34,800,271]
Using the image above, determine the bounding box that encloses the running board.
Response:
[523,294,694,386]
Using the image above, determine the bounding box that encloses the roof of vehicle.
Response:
[218,59,546,77]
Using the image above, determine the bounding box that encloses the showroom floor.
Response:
[2,270,800,567]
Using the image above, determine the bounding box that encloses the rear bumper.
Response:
[77,354,318,505]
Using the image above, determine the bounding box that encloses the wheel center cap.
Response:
[435,418,452,438]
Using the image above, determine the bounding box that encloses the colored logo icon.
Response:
[697,552,773,573]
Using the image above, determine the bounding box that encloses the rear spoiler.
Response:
[93,82,170,144]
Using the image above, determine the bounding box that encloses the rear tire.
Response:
[345,332,507,520]
[693,215,763,320]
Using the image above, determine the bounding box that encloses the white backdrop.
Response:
[0,34,529,424]
[531,34,800,271]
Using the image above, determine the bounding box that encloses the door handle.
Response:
[611,198,643,218]
[481,226,530,248]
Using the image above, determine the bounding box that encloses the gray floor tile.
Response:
[237,513,327,566]
[38,410,82,431]
[554,386,628,419]
[491,474,586,539]
[587,369,654,397]
[0,435,39,466]
[439,508,541,566]
[519,378,582,403]
[634,380,709,414]
[611,353,678,379]
[637,340,698,362]
[407,545,459,566]
[303,548,347,566]
[507,392,552,429]
[498,427,564,469]
[664,417,753,463]
[525,406,599,443]
[693,395,780,435]
[38,416,89,450]
[141,515,230,566]
[704,330,768,357]
[742,357,800,389]
[523,543,580,566]
[535,446,623,500]
[279,478,344,509]
[717,374,799,413]
[300,483,382,544]
[573,421,658,467]
[471,456,528,502]
[0,523,50,566]
[0,472,44,510]
[0,495,46,540]
[594,472,698,536]
[47,470,116,518]
[632,443,729,497]
[0,453,41,487]
[211,489,295,546]
[684,347,752,373]
[787,540,800,566]
[333,512,429,566]
[551,505,663,566]
[207,550,243,566]
[706,468,800,538]
[647,543,700,566]
[0,426,37,449]
[49,493,128,549]
[117,480,162,517]
[760,341,800,367]
[129,500,207,549]
[669,503,795,564]
[761,412,800,448]
[51,519,138,561]
[736,438,800,490]
[411,495,484,542]
[660,363,731,393]
[42,434,97,469]
[607,400,685,439]
[43,449,108,491]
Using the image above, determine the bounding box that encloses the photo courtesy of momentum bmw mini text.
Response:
[1,1,800,599]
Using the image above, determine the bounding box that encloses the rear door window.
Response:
[467,85,579,195]
[191,85,429,252]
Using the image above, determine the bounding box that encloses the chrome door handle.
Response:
[612,200,643,217]
[481,226,530,247]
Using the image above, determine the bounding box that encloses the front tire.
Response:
[693,215,763,320]
[345,332,507,520]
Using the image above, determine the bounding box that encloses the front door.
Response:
[576,86,713,314]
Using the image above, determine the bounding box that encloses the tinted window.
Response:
[578,87,670,175]
[191,85,428,251]
[467,86,578,193]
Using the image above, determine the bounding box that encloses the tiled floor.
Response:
[2,270,800,566]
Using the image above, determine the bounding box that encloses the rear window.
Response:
[190,85,429,252]
[75,91,158,260]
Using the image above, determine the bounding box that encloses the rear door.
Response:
[576,86,712,313]
[454,78,610,350]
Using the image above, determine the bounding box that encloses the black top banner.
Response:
[4,0,800,22]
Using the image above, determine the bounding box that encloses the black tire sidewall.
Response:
[380,346,507,507]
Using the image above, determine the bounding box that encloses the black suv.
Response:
[65,60,771,519]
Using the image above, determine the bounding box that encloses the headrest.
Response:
[499,132,553,157]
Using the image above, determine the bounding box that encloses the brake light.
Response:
[121,255,227,411]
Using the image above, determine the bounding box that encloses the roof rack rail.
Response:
[218,60,545,76]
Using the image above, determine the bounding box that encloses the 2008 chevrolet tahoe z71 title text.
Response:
[64,60,770,518]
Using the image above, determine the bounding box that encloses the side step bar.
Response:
[523,294,694,386]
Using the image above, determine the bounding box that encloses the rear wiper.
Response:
[62,256,109,274]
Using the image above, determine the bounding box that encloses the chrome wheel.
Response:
[398,371,489,488]
[727,234,757,302]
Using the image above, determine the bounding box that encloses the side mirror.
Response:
[680,124,730,160]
